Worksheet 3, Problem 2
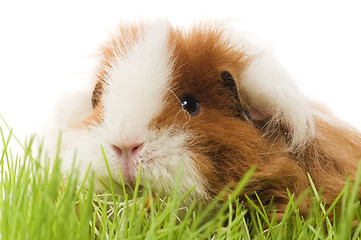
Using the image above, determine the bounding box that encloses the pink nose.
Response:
[112,142,144,158]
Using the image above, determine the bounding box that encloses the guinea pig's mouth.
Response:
[105,176,145,196]
[111,163,147,191]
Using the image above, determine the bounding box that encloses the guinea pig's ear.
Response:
[240,51,315,149]
[219,71,249,121]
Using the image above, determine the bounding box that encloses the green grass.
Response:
[1,119,361,239]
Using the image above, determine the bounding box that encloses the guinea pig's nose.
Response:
[112,142,144,159]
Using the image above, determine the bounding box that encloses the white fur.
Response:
[240,50,315,148]
[102,20,172,136]
[52,20,316,201]
[60,126,210,200]
[58,20,210,200]
[40,88,94,161]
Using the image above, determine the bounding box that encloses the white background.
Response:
[1,0,361,152]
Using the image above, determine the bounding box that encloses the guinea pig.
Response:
[53,19,361,214]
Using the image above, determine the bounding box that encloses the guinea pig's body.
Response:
[54,20,361,213]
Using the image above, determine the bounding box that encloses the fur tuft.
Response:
[240,51,315,149]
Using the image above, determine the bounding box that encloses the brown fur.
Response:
[92,21,361,214]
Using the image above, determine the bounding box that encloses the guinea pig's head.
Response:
[59,20,315,202]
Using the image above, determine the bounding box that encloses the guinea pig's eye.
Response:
[181,94,200,116]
